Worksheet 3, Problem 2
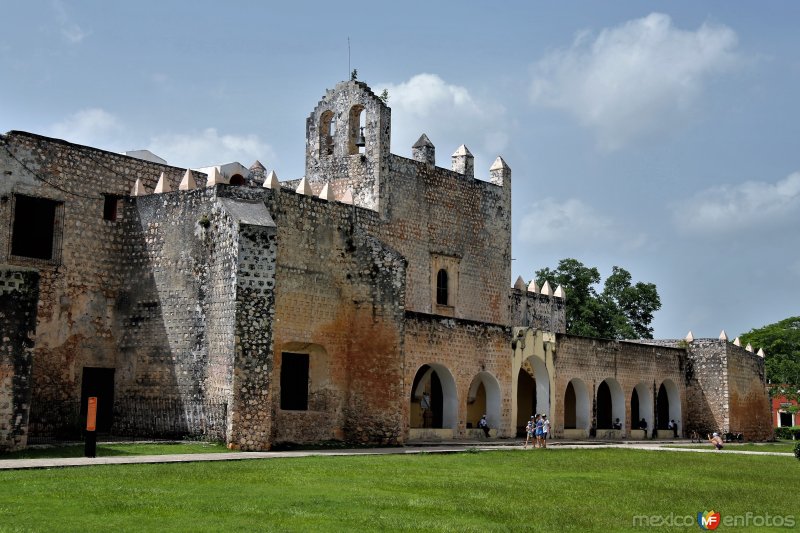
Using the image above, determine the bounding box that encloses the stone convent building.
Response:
[0,81,772,451]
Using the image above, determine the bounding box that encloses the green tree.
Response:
[739,317,800,386]
[535,259,661,340]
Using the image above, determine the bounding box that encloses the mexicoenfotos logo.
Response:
[697,510,721,530]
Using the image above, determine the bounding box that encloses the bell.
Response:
[355,126,366,148]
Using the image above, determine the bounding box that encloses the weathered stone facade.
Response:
[0,269,39,451]
[0,80,771,450]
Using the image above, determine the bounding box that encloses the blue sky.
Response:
[2,1,799,340]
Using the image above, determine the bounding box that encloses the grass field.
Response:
[663,441,796,453]
[0,441,231,460]
[0,448,797,532]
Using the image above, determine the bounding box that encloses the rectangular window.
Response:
[280,353,309,410]
[103,194,122,221]
[10,194,63,261]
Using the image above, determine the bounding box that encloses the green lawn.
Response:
[0,441,231,460]
[663,441,796,453]
[0,448,797,532]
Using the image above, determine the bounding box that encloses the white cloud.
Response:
[148,128,276,168]
[53,0,88,44]
[530,13,739,150]
[519,197,646,249]
[672,172,800,233]
[377,74,507,174]
[48,108,122,147]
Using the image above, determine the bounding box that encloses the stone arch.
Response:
[631,381,654,432]
[319,110,335,155]
[563,378,590,431]
[410,363,458,430]
[466,371,501,429]
[348,104,365,154]
[657,379,681,432]
[229,174,245,186]
[596,378,624,430]
[516,355,550,435]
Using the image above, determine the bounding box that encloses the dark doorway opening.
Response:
[657,384,670,429]
[597,381,612,429]
[80,367,115,433]
[564,381,576,429]
[280,353,309,410]
[631,389,640,428]
[516,369,536,436]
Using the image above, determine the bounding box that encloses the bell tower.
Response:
[304,80,391,213]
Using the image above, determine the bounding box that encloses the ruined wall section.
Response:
[380,155,511,325]
[509,289,566,333]
[0,269,39,451]
[266,189,406,445]
[0,132,194,407]
[724,344,771,440]
[552,335,686,438]
[404,313,511,436]
[304,81,391,212]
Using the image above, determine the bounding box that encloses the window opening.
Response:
[320,111,335,156]
[280,352,309,410]
[103,194,121,221]
[348,105,365,155]
[436,269,449,306]
[11,194,62,261]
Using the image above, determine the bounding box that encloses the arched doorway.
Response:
[516,369,535,436]
[563,378,590,432]
[631,381,654,433]
[596,378,625,430]
[657,379,681,433]
[410,364,458,430]
[467,372,501,430]
[516,356,550,436]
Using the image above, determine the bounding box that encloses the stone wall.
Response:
[265,188,406,446]
[114,187,265,441]
[0,131,204,434]
[510,289,566,332]
[552,335,686,438]
[381,154,511,325]
[225,196,277,450]
[726,344,771,440]
[682,339,729,435]
[0,269,39,451]
[404,313,511,436]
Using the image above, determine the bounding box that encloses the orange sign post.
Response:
[86,397,97,432]
[85,396,98,458]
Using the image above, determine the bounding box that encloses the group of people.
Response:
[524,413,550,449]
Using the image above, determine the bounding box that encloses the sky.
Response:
[2,1,799,340]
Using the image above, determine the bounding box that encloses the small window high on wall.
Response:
[436,269,449,306]
[280,352,309,410]
[103,194,122,221]
[10,194,63,262]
